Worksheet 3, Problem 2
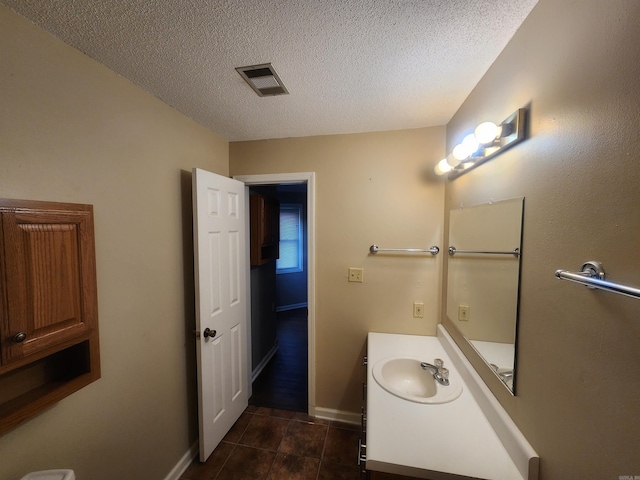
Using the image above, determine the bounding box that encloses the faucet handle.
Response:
[439,367,449,380]
[434,358,444,368]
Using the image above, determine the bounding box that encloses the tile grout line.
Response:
[212,442,238,480]
[315,420,332,480]
[213,410,255,480]
[267,417,292,479]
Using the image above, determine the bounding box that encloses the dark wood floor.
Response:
[249,308,308,412]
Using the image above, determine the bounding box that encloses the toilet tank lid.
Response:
[20,470,75,480]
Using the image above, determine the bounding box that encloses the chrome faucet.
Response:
[421,358,450,386]
[490,364,514,384]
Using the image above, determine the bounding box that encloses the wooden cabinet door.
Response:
[250,194,280,266]
[264,196,280,248]
[0,202,97,364]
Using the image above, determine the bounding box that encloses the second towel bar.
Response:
[448,246,520,257]
[369,245,440,255]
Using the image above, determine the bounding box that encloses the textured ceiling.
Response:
[2,0,539,142]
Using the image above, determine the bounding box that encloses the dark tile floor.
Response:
[180,405,362,480]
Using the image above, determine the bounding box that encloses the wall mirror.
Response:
[446,197,524,393]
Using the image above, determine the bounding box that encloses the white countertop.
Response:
[366,329,536,480]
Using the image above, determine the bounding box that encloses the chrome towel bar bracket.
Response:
[369,245,440,255]
[555,261,640,300]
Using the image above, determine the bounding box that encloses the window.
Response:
[277,204,303,274]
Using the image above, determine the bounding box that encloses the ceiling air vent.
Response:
[236,63,289,97]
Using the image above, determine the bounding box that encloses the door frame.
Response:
[233,172,316,415]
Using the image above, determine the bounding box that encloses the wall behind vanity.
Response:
[231,129,445,414]
[443,0,640,478]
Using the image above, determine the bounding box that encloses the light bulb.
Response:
[445,153,460,168]
[474,122,500,144]
[434,158,452,175]
[462,133,479,155]
[452,144,470,161]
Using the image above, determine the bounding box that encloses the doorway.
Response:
[234,173,316,415]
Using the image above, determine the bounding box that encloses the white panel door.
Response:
[192,168,248,462]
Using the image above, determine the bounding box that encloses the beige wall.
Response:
[4,0,639,478]
[443,0,640,478]
[0,6,228,480]
[230,129,445,413]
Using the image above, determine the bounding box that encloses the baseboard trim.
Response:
[312,406,360,425]
[251,341,279,383]
[163,441,198,480]
[275,302,308,312]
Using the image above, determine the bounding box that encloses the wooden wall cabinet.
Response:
[0,199,100,435]
[250,194,280,266]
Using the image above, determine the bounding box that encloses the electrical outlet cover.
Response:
[348,267,364,282]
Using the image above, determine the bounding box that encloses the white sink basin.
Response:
[372,357,463,404]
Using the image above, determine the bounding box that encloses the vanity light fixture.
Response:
[434,108,527,178]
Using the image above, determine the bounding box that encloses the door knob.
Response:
[203,328,217,339]
[13,332,27,343]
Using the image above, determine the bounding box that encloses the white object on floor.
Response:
[20,470,75,480]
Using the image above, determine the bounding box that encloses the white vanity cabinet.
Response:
[365,328,538,480]
[359,354,368,478]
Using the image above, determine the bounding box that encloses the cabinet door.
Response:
[265,197,280,250]
[1,205,97,364]
[257,195,271,245]
[250,194,280,266]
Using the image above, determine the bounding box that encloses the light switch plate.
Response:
[458,305,470,321]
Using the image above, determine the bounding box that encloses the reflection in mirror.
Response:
[446,198,524,394]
